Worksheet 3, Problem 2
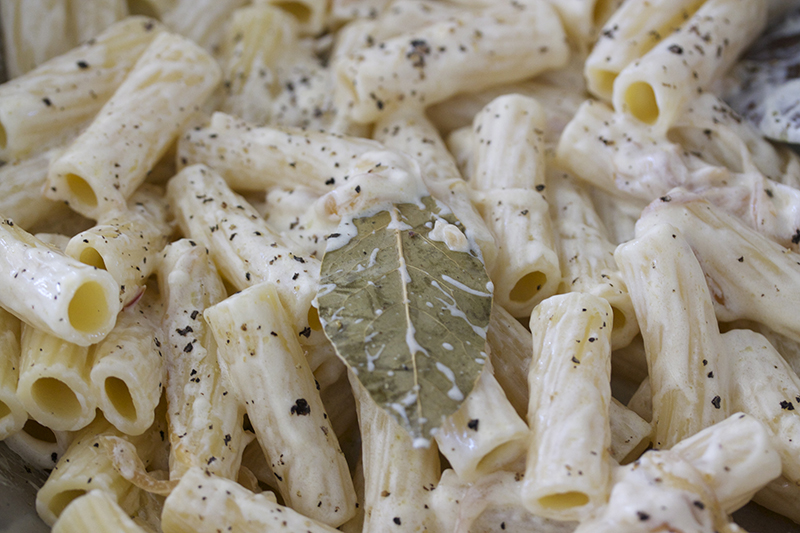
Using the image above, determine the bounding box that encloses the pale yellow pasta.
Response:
[177,112,381,194]
[0,0,73,79]
[205,282,356,527]
[615,223,729,449]
[330,0,391,22]
[334,0,569,124]
[434,365,529,483]
[65,185,171,306]
[486,303,531,419]
[52,490,149,533]
[0,219,120,345]
[614,0,767,131]
[549,171,638,349]
[90,288,164,436]
[373,107,498,272]
[608,397,651,465]
[524,292,613,521]
[585,0,706,100]
[544,0,622,50]
[627,376,653,423]
[16,324,96,431]
[3,419,73,470]
[0,308,25,440]
[638,190,800,342]
[352,375,440,532]
[161,467,339,533]
[0,16,165,161]
[723,329,800,485]
[45,31,221,219]
[159,0,248,51]
[0,147,67,231]
[157,239,248,480]
[256,0,329,36]
[168,164,321,332]
[753,476,800,525]
[218,4,298,126]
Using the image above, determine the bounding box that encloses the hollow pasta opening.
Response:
[65,173,98,208]
[48,489,87,518]
[68,281,110,333]
[105,377,137,422]
[79,247,107,270]
[509,271,547,303]
[592,69,617,98]
[0,400,10,419]
[0,120,6,149]
[23,418,57,443]
[537,491,590,510]
[611,305,627,331]
[625,82,659,125]
[275,1,312,23]
[476,440,523,475]
[31,378,81,421]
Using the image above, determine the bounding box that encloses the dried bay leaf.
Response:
[317,196,492,446]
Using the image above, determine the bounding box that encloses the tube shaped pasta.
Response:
[168,164,320,332]
[90,288,164,436]
[723,329,800,484]
[160,0,248,52]
[0,0,73,79]
[258,0,328,36]
[45,31,221,220]
[0,16,164,161]
[434,365,529,483]
[157,239,247,480]
[609,397,652,465]
[0,308,25,440]
[486,303,531,418]
[52,490,149,533]
[545,0,621,50]
[217,4,298,126]
[65,185,171,306]
[177,112,381,194]
[615,223,729,449]
[753,476,800,525]
[334,0,569,124]
[613,0,767,131]
[523,292,613,521]
[16,324,96,432]
[35,416,146,526]
[0,219,120,345]
[3,419,73,469]
[352,375,440,532]
[585,0,706,100]
[205,282,356,527]
[373,108,497,272]
[672,411,782,512]
[638,191,800,343]
[550,171,638,349]
[162,467,339,533]
[0,147,67,231]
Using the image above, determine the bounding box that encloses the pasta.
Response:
[1,2,800,531]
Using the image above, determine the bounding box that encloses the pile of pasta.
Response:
[1,0,800,531]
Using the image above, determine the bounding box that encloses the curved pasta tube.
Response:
[0,308,25,440]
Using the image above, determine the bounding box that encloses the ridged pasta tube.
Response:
[615,223,730,449]
[0,16,164,161]
[334,0,569,124]
[486,303,531,418]
[16,324,96,431]
[549,171,638,349]
[66,185,171,306]
[90,288,164,436]
[434,365,529,483]
[168,164,320,332]
[523,292,613,521]
[753,476,800,525]
[256,0,328,36]
[0,219,120,345]
[52,490,149,533]
[160,0,248,52]
[0,147,67,231]
[637,191,800,343]
[157,239,248,480]
[3,419,73,469]
[46,31,221,220]
[613,0,767,131]
[609,397,652,465]
[161,467,339,533]
[205,282,356,527]
[0,308,25,440]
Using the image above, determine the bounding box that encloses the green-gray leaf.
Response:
[317,196,492,446]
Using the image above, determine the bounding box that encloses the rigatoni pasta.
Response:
[0,308,25,440]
